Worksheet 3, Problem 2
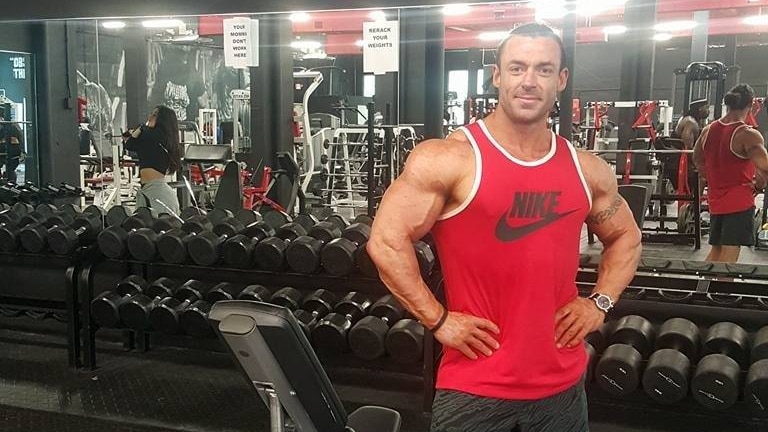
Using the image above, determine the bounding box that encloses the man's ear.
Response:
[558,67,569,92]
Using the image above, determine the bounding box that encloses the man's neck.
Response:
[483,111,551,159]
[721,111,747,124]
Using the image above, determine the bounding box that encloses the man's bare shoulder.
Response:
[408,130,474,163]
[736,126,765,144]
[575,149,615,193]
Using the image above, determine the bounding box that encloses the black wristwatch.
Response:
[588,292,614,314]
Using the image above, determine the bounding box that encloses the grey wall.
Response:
[0,23,34,53]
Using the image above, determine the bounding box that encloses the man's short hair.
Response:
[495,23,567,70]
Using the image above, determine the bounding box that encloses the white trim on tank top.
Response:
[729,124,750,160]
[478,120,556,167]
[437,127,483,221]
[565,141,593,210]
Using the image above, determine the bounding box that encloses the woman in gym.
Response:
[123,105,182,216]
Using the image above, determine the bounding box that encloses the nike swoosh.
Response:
[495,209,580,242]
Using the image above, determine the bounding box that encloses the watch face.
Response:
[596,295,611,309]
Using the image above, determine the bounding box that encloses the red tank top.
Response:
[702,120,756,214]
[431,120,591,400]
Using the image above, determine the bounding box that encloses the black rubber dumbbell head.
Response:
[691,322,748,410]
[238,285,272,302]
[385,319,425,364]
[48,213,103,255]
[118,277,177,330]
[641,317,700,405]
[149,280,207,334]
[745,359,768,415]
[595,315,655,397]
[222,222,275,268]
[270,287,303,310]
[90,275,147,328]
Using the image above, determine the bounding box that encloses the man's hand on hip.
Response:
[434,312,500,360]
[554,297,605,349]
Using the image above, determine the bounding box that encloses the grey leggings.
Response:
[137,179,180,217]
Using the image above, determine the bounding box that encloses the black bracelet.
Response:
[430,307,449,333]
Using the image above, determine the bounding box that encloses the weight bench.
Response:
[209,301,402,432]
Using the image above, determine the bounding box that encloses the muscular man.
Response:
[675,99,709,150]
[368,23,641,432]
[693,84,768,263]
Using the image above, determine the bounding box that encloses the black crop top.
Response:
[124,126,171,174]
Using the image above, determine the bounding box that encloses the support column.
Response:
[124,26,149,128]
[34,21,79,185]
[558,9,576,141]
[249,15,295,208]
[618,0,657,149]
[690,11,709,63]
[398,7,445,138]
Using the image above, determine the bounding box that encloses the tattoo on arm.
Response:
[586,194,623,226]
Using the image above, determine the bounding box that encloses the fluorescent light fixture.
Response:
[303,52,328,59]
[442,4,472,16]
[654,20,697,32]
[653,33,673,41]
[355,39,365,47]
[478,31,509,41]
[289,12,311,22]
[291,40,322,50]
[603,25,627,35]
[743,15,768,26]
[173,34,199,42]
[533,0,568,20]
[369,10,387,22]
[101,21,126,29]
[142,19,183,28]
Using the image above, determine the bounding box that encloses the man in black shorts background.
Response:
[693,84,768,262]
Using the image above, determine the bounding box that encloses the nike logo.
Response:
[495,209,579,242]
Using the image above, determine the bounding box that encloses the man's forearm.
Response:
[367,238,444,328]
[594,232,641,302]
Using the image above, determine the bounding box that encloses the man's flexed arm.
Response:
[368,138,499,359]
[555,152,641,349]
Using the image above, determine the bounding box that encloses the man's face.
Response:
[696,104,710,120]
[492,36,568,125]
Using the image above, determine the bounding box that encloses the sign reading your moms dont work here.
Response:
[224,17,259,69]
[363,21,400,75]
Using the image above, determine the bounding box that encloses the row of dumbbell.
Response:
[90,276,425,364]
[96,206,437,277]
[0,201,105,254]
[584,315,768,414]
[0,181,84,205]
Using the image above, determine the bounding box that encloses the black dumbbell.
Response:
[126,215,186,262]
[352,214,374,226]
[746,326,768,415]
[156,216,219,264]
[117,277,177,331]
[187,212,264,266]
[48,209,105,254]
[349,294,405,360]
[90,275,148,328]
[642,318,700,404]
[0,202,33,224]
[254,219,316,271]
[321,223,372,276]
[414,241,437,277]
[98,209,156,258]
[181,282,244,337]
[312,292,372,354]
[149,280,209,334]
[286,214,349,274]
[270,287,305,310]
[386,319,425,364]
[237,284,272,302]
[293,289,337,335]
[261,208,292,230]
[105,206,153,229]
[596,315,655,397]
[19,211,78,252]
[180,206,205,220]
[222,221,275,268]
[0,209,56,252]
[691,322,749,410]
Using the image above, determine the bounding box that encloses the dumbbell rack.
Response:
[77,256,443,412]
[578,253,768,424]
[0,248,94,368]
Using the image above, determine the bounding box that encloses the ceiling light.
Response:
[574,0,628,17]
[478,31,510,41]
[369,10,387,22]
[142,19,183,28]
[533,0,568,21]
[173,34,199,42]
[291,40,322,50]
[303,52,328,59]
[743,15,768,26]
[101,21,126,29]
[654,20,697,32]
[355,39,365,47]
[653,33,673,41]
[442,4,472,16]
[289,12,311,22]
[603,25,627,35]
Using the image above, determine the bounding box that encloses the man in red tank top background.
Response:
[368,23,641,431]
[693,84,768,263]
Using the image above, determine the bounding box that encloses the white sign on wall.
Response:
[224,17,259,69]
[363,21,399,75]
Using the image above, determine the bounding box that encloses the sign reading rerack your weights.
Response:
[363,21,399,75]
